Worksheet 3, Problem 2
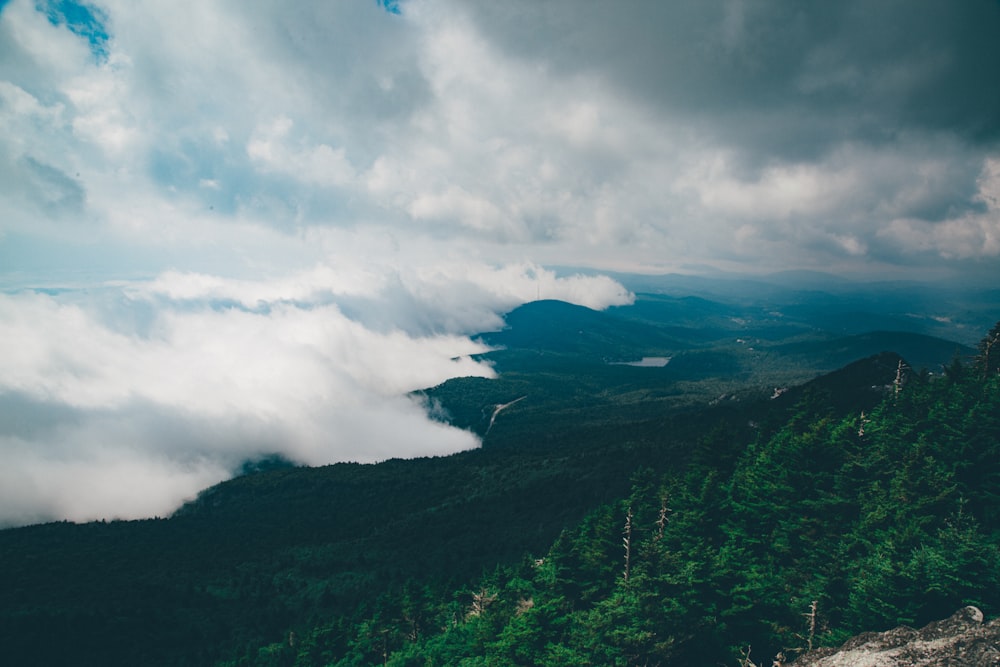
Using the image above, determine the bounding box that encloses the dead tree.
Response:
[894,359,907,399]
[655,492,670,541]
[803,600,818,651]
[623,506,634,585]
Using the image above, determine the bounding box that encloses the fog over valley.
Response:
[1,0,998,525]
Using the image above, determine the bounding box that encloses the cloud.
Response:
[0,262,631,526]
[0,286,491,525]
[879,157,1000,259]
[247,116,357,188]
[442,0,1000,270]
[3,0,999,278]
[456,1,1000,147]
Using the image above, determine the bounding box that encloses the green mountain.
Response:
[426,295,970,450]
[360,348,1000,667]
[771,330,971,373]
[0,297,993,666]
[481,299,694,360]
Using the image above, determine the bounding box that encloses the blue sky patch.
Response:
[378,0,402,16]
[37,0,110,60]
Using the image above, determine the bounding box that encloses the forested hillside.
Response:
[0,306,995,666]
[262,324,1000,666]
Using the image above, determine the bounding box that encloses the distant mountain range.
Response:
[558,269,1000,346]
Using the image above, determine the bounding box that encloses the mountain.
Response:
[771,331,972,374]
[0,350,916,667]
[426,295,970,450]
[326,353,1000,667]
[479,298,693,366]
[0,441,651,666]
[0,293,993,666]
[574,270,1000,346]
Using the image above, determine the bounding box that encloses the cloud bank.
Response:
[0,265,631,526]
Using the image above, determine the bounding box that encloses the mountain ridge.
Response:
[0,350,923,666]
[0,295,993,666]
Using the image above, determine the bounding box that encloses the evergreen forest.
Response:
[237,322,1000,666]
[0,296,998,666]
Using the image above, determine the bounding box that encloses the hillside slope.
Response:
[309,349,1000,667]
[0,358,914,666]
[0,298,985,666]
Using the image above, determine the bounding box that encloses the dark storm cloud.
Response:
[458,0,1000,160]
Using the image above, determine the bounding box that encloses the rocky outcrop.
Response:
[791,607,1000,666]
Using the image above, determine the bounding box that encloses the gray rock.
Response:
[791,607,1000,667]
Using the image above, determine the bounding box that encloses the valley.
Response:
[0,278,996,666]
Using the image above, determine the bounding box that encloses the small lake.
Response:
[608,356,671,367]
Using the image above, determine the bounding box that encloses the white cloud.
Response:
[0,261,631,525]
[0,286,493,525]
[880,157,1000,259]
[0,431,230,526]
[686,153,859,221]
[0,289,495,412]
[0,80,62,122]
[2,0,992,277]
[0,0,93,76]
[408,186,509,232]
[144,265,385,305]
[247,116,356,187]
[64,57,139,157]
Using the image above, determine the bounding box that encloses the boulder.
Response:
[791,607,1000,666]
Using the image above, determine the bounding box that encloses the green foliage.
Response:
[424,299,972,453]
[0,307,995,666]
[324,345,1000,666]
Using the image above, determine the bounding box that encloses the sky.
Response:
[1,0,998,525]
